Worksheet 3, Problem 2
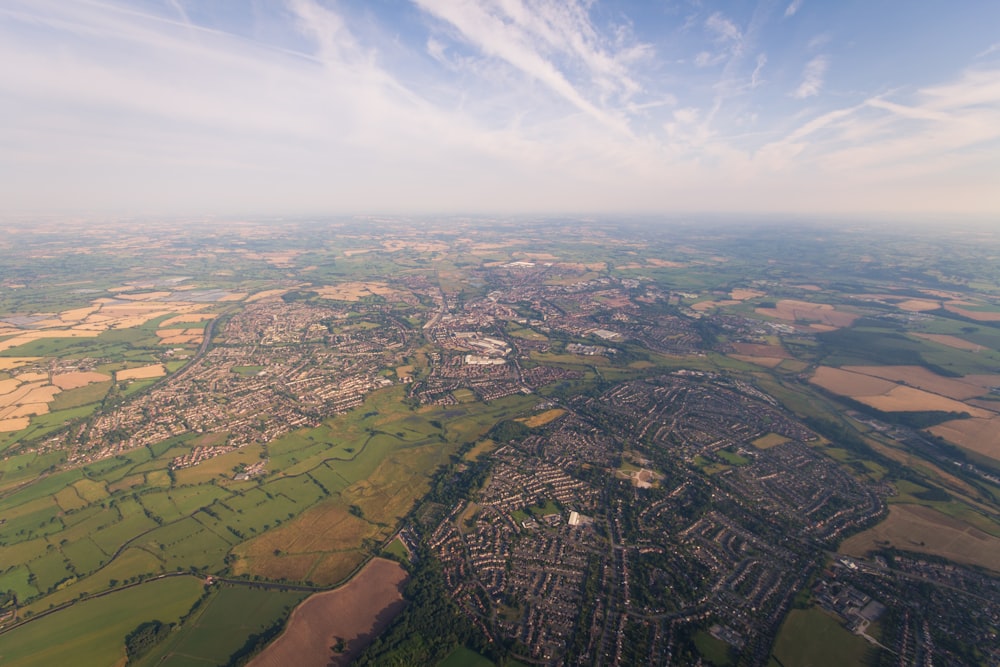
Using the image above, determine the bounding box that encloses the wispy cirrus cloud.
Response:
[413,0,649,134]
[784,0,803,18]
[793,55,828,98]
[0,0,997,219]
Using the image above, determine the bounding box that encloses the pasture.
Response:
[135,585,307,667]
[0,576,203,667]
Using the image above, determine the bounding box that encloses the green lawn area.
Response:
[135,584,306,666]
[694,630,735,666]
[770,608,878,667]
[0,576,204,667]
[438,646,495,667]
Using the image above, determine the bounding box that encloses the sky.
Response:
[1,0,999,220]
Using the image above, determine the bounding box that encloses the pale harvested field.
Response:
[381,239,449,252]
[810,367,897,397]
[755,300,857,327]
[52,371,112,390]
[912,333,985,351]
[731,355,785,368]
[250,558,408,667]
[57,305,101,322]
[0,417,30,432]
[691,299,739,311]
[0,330,99,352]
[395,365,414,380]
[314,282,401,302]
[116,291,173,301]
[245,289,297,303]
[842,365,987,401]
[159,313,216,326]
[0,402,48,418]
[920,288,963,299]
[156,329,204,345]
[861,386,991,417]
[730,289,765,300]
[896,299,940,312]
[519,408,566,428]
[961,374,1000,389]
[555,262,606,271]
[731,343,791,359]
[793,284,822,291]
[342,249,373,257]
[930,416,1000,461]
[116,364,166,381]
[0,382,60,410]
[18,372,48,382]
[944,304,1000,322]
[840,504,1000,572]
[0,378,20,395]
[646,259,688,268]
[0,357,39,371]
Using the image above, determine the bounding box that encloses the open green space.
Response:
[769,607,878,667]
[0,576,204,667]
[134,584,307,667]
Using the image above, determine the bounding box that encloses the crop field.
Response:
[839,504,1000,572]
[0,576,204,667]
[754,299,858,328]
[810,366,899,396]
[929,416,1000,463]
[841,365,989,400]
[249,558,407,667]
[863,386,990,415]
[231,501,376,583]
[518,408,566,428]
[136,585,308,667]
[912,332,988,351]
[116,364,166,381]
[809,366,993,416]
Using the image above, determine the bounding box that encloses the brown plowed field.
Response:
[249,558,408,667]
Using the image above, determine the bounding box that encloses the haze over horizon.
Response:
[2,0,999,220]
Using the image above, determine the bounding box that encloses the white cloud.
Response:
[793,55,828,98]
[751,53,767,88]
[705,12,742,45]
[0,1,997,219]
[695,51,725,67]
[784,0,803,18]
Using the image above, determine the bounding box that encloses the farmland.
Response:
[839,504,1000,572]
[249,558,407,667]
[0,219,999,665]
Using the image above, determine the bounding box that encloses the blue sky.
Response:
[1,0,998,220]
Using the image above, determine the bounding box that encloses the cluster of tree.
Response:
[124,620,173,663]
[354,547,494,666]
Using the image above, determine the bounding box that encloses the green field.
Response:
[769,608,878,667]
[0,576,204,667]
[438,646,495,667]
[135,584,307,666]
